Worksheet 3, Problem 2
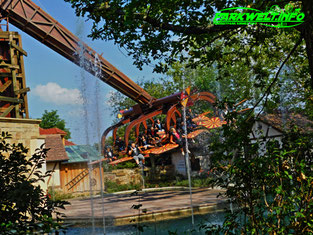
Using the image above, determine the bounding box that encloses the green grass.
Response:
[175,177,212,187]
[105,180,141,193]
[48,188,74,201]
[145,176,213,188]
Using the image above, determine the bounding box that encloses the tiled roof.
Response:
[260,113,313,133]
[39,127,67,136]
[65,139,76,146]
[64,145,101,163]
[45,135,69,162]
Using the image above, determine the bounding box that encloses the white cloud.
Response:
[33,82,83,105]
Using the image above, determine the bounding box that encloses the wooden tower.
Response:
[0,19,29,118]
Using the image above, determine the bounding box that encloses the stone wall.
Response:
[0,117,46,190]
[0,117,44,156]
[104,169,142,185]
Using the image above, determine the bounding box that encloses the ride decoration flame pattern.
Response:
[199,117,227,129]
[141,143,179,155]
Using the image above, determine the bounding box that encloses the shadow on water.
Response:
[64,211,225,235]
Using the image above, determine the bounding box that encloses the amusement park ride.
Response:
[0,0,247,165]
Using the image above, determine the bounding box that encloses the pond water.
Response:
[65,211,225,235]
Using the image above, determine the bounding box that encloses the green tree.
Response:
[200,110,313,234]
[0,132,69,234]
[65,0,313,121]
[107,61,292,119]
[39,110,71,139]
[65,0,313,91]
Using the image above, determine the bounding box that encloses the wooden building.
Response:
[40,127,103,193]
[61,145,102,193]
[40,128,69,191]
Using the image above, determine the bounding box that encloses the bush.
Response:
[48,188,74,201]
[204,114,313,234]
[145,175,213,188]
[0,132,69,234]
[115,160,137,169]
[174,177,212,187]
[105,180,141,193]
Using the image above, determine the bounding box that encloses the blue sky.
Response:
[9,0,161,145]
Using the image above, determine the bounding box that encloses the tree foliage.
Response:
[108,59,312,119]
[201,109,313,234]
[65,0,313,91]
[0,132,69,234]
[39,110,71,139]
[65,0,313,119]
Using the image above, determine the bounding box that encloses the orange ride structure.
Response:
[103,93,229,166]
[0,0,233,165]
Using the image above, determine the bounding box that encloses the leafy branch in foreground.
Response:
[203,110,313,234]
[0,132,69,234]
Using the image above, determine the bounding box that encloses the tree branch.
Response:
[246,36,303,120]
[95,6,240,35]
[141,15,240,35]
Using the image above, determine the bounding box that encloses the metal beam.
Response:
[100,118,130,154]
[0,80,11,92]
[0,95,23,103]
[0,0,154,105]
[14,86,29,95]
[0,105,14,117]
[0,61,19,69]
[10,41,27,56]
[124,109,162,147]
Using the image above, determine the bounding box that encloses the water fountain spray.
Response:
[88,159,96,234]
[94,54,106,234]
[76,18,90,145]
[76,18,94,233]
[182,71,195,226]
